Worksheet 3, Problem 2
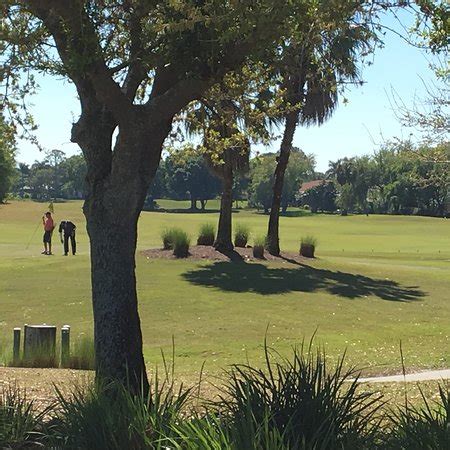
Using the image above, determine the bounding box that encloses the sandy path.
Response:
[0,367,92,408]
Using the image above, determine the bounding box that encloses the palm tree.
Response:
[184,70,275,252]
[204,126,250,251]
[266,10,373,255]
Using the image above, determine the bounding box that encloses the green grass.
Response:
[0,200,449,380]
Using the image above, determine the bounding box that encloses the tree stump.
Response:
[23,324,57,367]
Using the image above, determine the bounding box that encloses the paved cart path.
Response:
[358,369,450,383]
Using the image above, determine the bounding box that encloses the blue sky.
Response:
[16,13,440,173]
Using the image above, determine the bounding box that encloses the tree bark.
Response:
[86,202,148,393]
[75,112,170,394]
[214,164,234,251]
[267,111,299,256]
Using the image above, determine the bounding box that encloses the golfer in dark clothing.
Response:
[59,220,76,256]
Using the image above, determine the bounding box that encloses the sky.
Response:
[15,12,442,173]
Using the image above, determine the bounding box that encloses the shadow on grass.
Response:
[146,208,243,214]
[182,261,425,301]
[252,209,313,218]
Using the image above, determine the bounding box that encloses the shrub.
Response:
[172,229,190,258]
[300,235,318,258]
[301,235,318,247]
[7,344,449,448]
[386,383,450,449]
[217,346,382,449]
[253,236,266,259]
[161,227,177,250]
[0,384,47,448]
[45,378,191,449]
[197,223,215,246]
[234,224,250,248]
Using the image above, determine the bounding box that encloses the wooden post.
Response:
[61,325,70,368]
[23,324,57,367]
[13,328,21,364]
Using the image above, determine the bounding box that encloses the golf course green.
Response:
[0,199,449,379]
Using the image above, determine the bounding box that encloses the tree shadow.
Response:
[149,208,243,214]
[280,210,312,218]
[182,262,425,302]
[216,248,244,262]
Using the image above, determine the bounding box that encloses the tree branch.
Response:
[120,1,149,101]
[18,0,133,124]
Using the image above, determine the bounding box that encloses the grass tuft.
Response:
[0,384,48,448]
[161,227,177,250]
[217,344,382,449]
[386,383,450,449]
[300,235,318,247]
[253,236,266,259]
[172,229,191,258]
[68,335,95,370]
[45,375,192,449]
[234,224,250,248]
[197,223,215,246]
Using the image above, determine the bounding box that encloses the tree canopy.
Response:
[0,116,17,203]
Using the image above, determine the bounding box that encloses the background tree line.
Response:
[5,140,449,219]
[322,141,449,217]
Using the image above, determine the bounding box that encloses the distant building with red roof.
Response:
[299,179,330,193]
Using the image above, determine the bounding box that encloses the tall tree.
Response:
[165,147,220,210]
[266,1,373,255]
[14,162,30,198]
[249,149,314,213]
[0,117,16,203]
[184,67,278,251]
[280,148,315,212]
[203,106,251,251]
[249,154,276,213]
[1,0,298,392]
[60,154,87,199]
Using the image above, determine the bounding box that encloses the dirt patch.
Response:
[141,245,312,264]
[0,366,221,409]
[0,367,93,409]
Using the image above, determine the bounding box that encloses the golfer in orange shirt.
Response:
[42,211,55,255]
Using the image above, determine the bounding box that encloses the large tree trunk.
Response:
[75,108,170,394]
[214,164,234,251]
[85,200,148,394]
[267,111,299,256]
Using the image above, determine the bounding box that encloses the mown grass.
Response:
[0,200,449,382]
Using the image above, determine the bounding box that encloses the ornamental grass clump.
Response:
[0,384,47,448]
[68,335,95,370]
[386,383,450,449]
[197,223,215,246]
[44,377,191,449]
[217,345,382,449]
[300,235,318,258]
[172,229,190,258]
[161,227,177,250]
[253,236,266,259]
[234,224,251,248]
